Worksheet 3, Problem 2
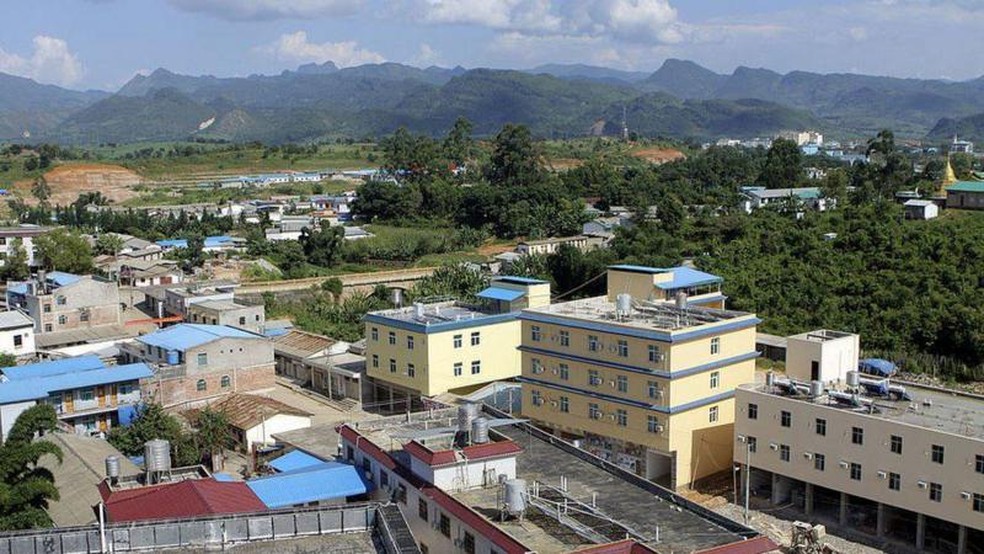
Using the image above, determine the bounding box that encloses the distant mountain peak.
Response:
[296,61,339,75]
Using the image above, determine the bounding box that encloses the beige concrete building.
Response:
[735,377,983,553]
[519,266,758,490]
[516,235,604,256]
[6,272,121,338]
[186,300,265,334]
[785,329,860,383]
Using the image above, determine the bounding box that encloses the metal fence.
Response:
[0,503,396,554]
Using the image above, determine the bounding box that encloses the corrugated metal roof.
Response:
[47,271,81,287]
[609,265,722,290]
[246,462,371,508]
[2,355,105,380]
[477,286,526,302]
[136,323,260,351]
[0,310,33,330]
[0,362,152,404]
[208,394,312,430]
[268,450,326,473]
[101,478,266,523]
[947,181,984,193]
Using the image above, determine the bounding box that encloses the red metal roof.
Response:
[403,439,523,467]
[694,536,779,554]
[99,478,267,523]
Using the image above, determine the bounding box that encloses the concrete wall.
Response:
[0,325,35,357]
[243,414,311,451]
[418,456,516,492]
[187,304,265,334]
[786,331,859,384]
[27,278,121,334]
[147,363,276,409]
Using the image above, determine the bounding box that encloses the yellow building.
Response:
[364,276,550,399]
[519,266,758,490]
[607,264,726,309]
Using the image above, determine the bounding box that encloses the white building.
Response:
[786,329,860,383]
[0,311,35,359]
[0,226,50,268]
[210,394,312,451]
[904,200,940,220]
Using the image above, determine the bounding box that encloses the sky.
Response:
[2,0,984,91]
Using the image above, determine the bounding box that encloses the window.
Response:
[888,472,900,491]
[747,436,757,453]
[57,315,67,325]
[453,362,462,377]
[851,426,864,445]
[748,403,758,420]
[471,360,480,375]
[56,295,66,306]
[616,409,627,427]
[929,483,942,502]
[239,316,246,325]
[558,363,569,381]
[617,339,628,358]
[559,396,569,413]
[80,388,95,401]
[462,532,476,554]
[388,331,396,345]
[418,499,429,521]
[220,375,230,388]
[407,363,416,378]
[588,369,600,386]
[531,325,541,342]
[710,371,720,389]
[196,379,207,392]
[453,334,462,348]
[559,330,569,347]
[931,444,945,464]
[976,454,984,474]
[710,337,720,355]
[80,311,89,322]
[617,375,628,393]
[44,324,52,332]
[372,355,379,368]
[371,327,378,341]
[380,471,389,489]
[197,352,208,366]
[589,403,601,420]
[779,444,790,462]
[648,344,661,363]
[12,334,22,348]
[439,514,450,537]
[118,383,134,395]
[850,462,862,481]
[389,359,397,373]
[531,390,542,406]
[974,493,984,513]
[648,381,660,400]
[815,418,827,436]
[43,304,51,313]
[588,335,599,352]
[647,415,661,433]
[814,453,825,471]
[890,435,903,454]
[531,358,543,374]
[709,406,719,423]
[780,411,791,427]
[407,335,415,350]
[470,332,480,346]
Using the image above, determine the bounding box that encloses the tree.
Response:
[34,228,94,273]
[300,222,345,267]
[0,238,30,281]
[107,403,199,467]
[757,138,803,189]
[379,127,442,182]
[181,234,206,272]
[484,124,544,188]
[443,116,475,170]
[0,353,16,367]
[193,408,233,470]
[321,277,344,296]
[0,404,62,530]
[31,177,51,205]
[94,233,125,256]
[866,129,896,157]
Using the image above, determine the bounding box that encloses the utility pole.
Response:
[737,434,751,524]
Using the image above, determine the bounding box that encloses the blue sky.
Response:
[2,0,983,90]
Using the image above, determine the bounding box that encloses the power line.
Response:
[551,271,607,302]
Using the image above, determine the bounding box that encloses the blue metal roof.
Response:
[156,236,237,249]
[6,283,27,295]
[495,276,549,285]
[268,450,326,473]
[136,324,260,352]
[2,355,105,380]
[0,362,152,404]
[608,265,722,290]
[246,462,371,508]
[212,473,237,482]
[477,286,526,302]
[47,271,81,287]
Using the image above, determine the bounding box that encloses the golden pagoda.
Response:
[935,154,958,197]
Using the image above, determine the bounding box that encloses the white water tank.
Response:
[144,439,172,473]
[616,293,632,316]
[471,417,490,444]
[504,479,527,516]
[765,372,776,387]
[105,456,120,480]
[809,380,824,398]
[675,291,688,309]
[458,403,480,433]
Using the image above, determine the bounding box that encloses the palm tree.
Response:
[0,404,63,530]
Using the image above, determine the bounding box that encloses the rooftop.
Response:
[272,329,336,359]
[207,394,312,431]
[0,310,33,330]
[609,265,723,290]
[0,360,152,404]
[365,301,517,333]
[744,186,821,200]
[189,300,253,312]
[947,180,984,193]
[742,381,984,440]
[246,460,371,509]
[99,478,267,523]
[135,323,261,352]
[788,329,855,343]
[522,295,756,339]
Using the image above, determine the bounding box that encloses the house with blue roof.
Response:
[120,324,275,408]
[607,265,726,309]
[0,355,152,441]
[247,449,371,509]
[154,236,246,254]
[5,271,122,347]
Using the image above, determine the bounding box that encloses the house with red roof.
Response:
[97,478,266,523]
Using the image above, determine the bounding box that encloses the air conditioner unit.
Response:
[769,443,779,451]
[961,491,972,500]
[839,461,849,469]
[550,401,558,408]
[917,481,928,489]
[877,471,887,480]
[609,414,617,421]
[610,380,617,388]
[654,424,665,433]
[803,452,814,460]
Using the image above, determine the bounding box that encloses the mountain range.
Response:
[3,60,984,145]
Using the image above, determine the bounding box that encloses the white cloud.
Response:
[260,31,385,67]
[0,35,84,87]
[413,43,441,66]
[167,0,364,21]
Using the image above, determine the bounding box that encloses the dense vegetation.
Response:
[0,404,62,530]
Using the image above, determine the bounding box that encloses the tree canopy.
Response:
[0,404,62,530]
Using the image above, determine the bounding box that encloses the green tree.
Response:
[0,238,30,281]
[757,138,803,189]
[193,408,233,470]
[300,223,345,267]
[0,353,16,367]
[0,404,62,530]
[94,233,125,256]
[380,127,442,182]
[107,403,199,467]
[182,234,206,272]
[34,228,94,273]
[31,177,51,205]
[443,116,475,170]
[321,277,344,296]
[485,124,544,187]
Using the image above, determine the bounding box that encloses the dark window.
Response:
[380,471,389,489]
[929,483,942,502]
[239,316,246,325]
[974,493,984,513]
[780,444,790,462]
[850,463,862,481]
[976,454,984,474]
[814,453,825,471]
[220,375,230,388]
[453,334,462,348]
[12,335,21,347]
[851,426,864,445]
[418,499,428,521]
[196,379,206,392]
[470,332,480,346]
[931,444,945,464]
[890,435,903,454]
[747,436,757,453]
[780,411,791,427]
[346,446,354,461]
[810,360,819,380]
[815,418,826,436]
[462,532,475,554]
[748,403,758,419]
[439,513,450,537]
[888,472,900,491]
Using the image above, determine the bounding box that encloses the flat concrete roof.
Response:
[523,295,753,333]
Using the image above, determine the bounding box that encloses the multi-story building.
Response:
[735,378,983,553]
[6,272,121,336]
[0,225,50,268]
[186,300,265,334]
[120,323,275,408]
[0,310,35,359]
[516,235,605,256]
[0,355,151,441]
[519,265,759,489]
[363,276,550,400]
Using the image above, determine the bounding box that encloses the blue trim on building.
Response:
[363,311,519,334]
[518,311,760,343]
[519,347,759,379]
[520,377,736,415]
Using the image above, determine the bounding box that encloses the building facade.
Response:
[6,272,121,335]
[946,181,984,210]
[186,300,266,334]
[0,310,36,359]
[0,226,49,268]
[519,266,758,489]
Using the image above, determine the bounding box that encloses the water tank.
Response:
[765,372,775,387]
[809,381,824,398]
[675,291,688,309]
[471,417,490,444]
[166,350,179,365]
[504,479,527,516]
[144,439,172,473]
[105,456,120,479]
[616,294,632,316]
[390,288,404,308]
[457,403,479,433]
[414,303,425,318]
[845,371,861,388]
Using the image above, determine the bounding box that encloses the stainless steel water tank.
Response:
[471,417,490,444]
[144,439,172,473]
[504,479,527,516]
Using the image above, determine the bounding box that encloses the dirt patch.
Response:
[547,158,585,170]
[477,242,516,257]
[19,163,143,205]
[631,147,686,165]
